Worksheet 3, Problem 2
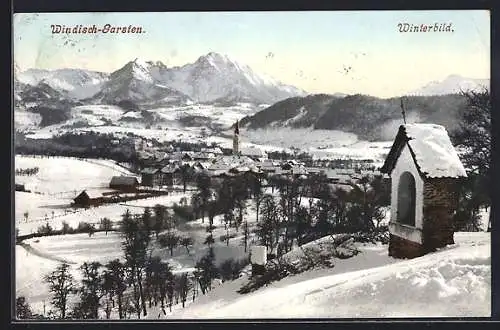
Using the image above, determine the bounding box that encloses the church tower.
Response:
[233,120,240,156]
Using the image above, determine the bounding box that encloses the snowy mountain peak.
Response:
[193,52,235,73]
[93,58,190,106]
[132,57,149,67]
[162,52,307,104]
[113,59,156,84]
[201,52,230,63]
[409,74,490,96]
[446,74,463,80]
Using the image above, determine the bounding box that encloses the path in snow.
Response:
[17,242,76,264]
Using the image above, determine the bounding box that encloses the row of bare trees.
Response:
[255,173,389,258]
[15,167,39,176]
[19,200,241,320]
[189,167,390,261]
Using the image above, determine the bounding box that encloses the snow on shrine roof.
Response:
[381,124,467,178]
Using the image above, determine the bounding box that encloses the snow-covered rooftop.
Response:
[121,111,142,119]
[241,147,266,158]
[405,124,467,178]
[212,155,255,167]
[382,124,467,179]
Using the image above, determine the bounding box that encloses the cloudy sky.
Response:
[13,10,490,98]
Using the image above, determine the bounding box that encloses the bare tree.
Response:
[120,210,150,317]
[103,259,127,319]
[241,220,250,253]
[75,261,104,319]
[177,273,192,308]
[43,263,75,319]
[158,232,180,256]
[180,236,194,254]
[99,218,113,235]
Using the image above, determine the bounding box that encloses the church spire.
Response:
[233,121,240,156]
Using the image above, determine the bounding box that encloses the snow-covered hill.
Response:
[240,93,468,141]
[17,68,109,100]
[168,232,490,318]
[408,75,490,96]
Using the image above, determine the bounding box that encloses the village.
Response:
[16,121,386,211]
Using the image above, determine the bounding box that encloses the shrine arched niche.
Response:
[397,171,416,227]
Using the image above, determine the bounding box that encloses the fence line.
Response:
[17,190,178,224]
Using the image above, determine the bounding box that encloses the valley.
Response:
[13,49,491,320]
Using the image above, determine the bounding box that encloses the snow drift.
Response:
[170,232,490,318]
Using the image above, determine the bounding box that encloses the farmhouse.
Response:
[260,160,281,174]
[380,124,467,259]
[15,183,26,192]
[141,167,162,187]
[201,147,223,155]
[240,147,266,161]
[323,169,352,185]
[73,190,103,207]
[109,176,139,192]
[305,167,323,175]
[193,161,211,173]
[192,152,215,161]
[161,165,181,186]
[165,151,194,165]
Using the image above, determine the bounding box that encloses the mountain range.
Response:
[15,52,307,107]
[17,68,109,100]
[408,74,489,96]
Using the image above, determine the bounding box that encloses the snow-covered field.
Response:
[15,110,42,131]
[168,232,490,318]
[15,155,142,229]
[245,127,357,150]
[16,191,190,235]
[150,103,262,128]
[15,155,136,195]
[15,199,258,315]
[15,192,73,225]
[14,154,253,314]
[16,232,124,314]
[16,191,490,319]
